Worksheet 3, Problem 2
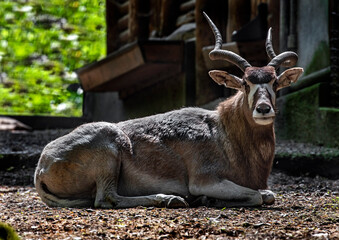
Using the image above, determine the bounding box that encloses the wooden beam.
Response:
[180,0,195,13]
[119,0,129,15]
[106,0,121,53]
[176,10,195,27]
[129,0,150,42]
[78,43,144,91]
[116,63,182,97]
[227,0,251,42]
[141,41,184,63]
[202,42,240,70]
[118,14,129,32]
[77,41,184,93]
[159,0,181,37]
[119,29,130,43]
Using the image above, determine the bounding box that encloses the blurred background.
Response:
[0,0,106,117]
[0,0,338,148]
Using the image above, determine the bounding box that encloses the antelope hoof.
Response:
[259,190,275,205]
[156,194,188,208]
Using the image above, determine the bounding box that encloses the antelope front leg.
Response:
[107,194,189,209]
[95,182,188,208]
[189,179,274,207]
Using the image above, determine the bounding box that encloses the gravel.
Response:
[1,170,338,239]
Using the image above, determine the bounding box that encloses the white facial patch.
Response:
[247,82,276,109]
[266,82,276,105]
[247,82,277,125]
[247,82,260,109]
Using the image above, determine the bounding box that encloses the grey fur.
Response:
[34,15,304,208]
[34,66,303,208]
[34,104,278,208]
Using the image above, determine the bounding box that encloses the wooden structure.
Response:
[2,0,336,147]
[78,40,184,96]
[78,0,280,109]
[76,0,296,124]
[79,0,200,102]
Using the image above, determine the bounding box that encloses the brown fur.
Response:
[34,15,305,209]
[217,91,275,190]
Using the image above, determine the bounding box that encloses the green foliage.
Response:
[0,0,106,116]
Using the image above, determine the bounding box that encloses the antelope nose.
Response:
[256,103,271,114]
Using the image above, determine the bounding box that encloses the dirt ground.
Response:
[1,169,338,240]
[1,129,339,239]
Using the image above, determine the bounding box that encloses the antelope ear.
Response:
[209,70,243,90]
[276,67,304,90]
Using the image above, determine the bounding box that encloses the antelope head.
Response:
[204,12,303,125]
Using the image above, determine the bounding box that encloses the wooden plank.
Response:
[176,10,195,27]
[118,14,129,31]
[91,63,182,92]
[158,0,181,37]
[119,0,129,15]
[141,41,184,63]
[119,29,130,43]
[106,0,121,53]
[184,39,196,106]
[202,42,240,70]
[129,0,150,42]
[78,41,184,92]
[180,0,195,13]
[237,40,267,67]
[118,64,183,98]
[78,43,145,91]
